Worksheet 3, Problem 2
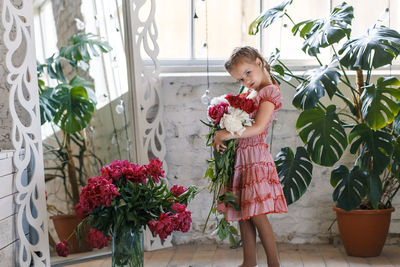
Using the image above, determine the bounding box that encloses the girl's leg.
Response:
[238,219,257,267]
[250,215,280,267]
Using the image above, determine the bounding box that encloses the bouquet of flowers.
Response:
[55,158,197,267]
[201,88,258,245]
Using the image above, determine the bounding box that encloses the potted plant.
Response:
[55,158,198,267]
[249,0,400,256]
[38,32,112,252]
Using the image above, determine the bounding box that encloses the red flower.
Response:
[74,203,89,221]
[172,204,192,233]
[173,211,192,233]
[86,228,111,249]
[79,176,120,213]
[148,212,176,240]
[146,158,165,183]
[101,160,147,183]
[171,202,186,213]
[208,102,229,124]
[56,240,69,257]
[170,185,187,197]
[225,95,258,114]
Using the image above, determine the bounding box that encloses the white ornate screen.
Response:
[122,0,171,250]
[2,0,50,266]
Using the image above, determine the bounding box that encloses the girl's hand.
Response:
[212,130,227,154]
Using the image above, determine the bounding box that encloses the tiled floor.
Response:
[59,243,400,267]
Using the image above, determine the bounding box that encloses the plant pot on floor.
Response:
[51,214,92,254]
[333,206,395,257]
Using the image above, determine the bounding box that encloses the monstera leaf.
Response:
[331,165,369,211]
[394,113,400,135]
[361,77,400,131]
[53,78,97,134]
[339,26,400,70]
[39,86,58,125]
[275,146,313,205]
[292,2,353,56]
[293,63,341,110]
[249,0,292,35]
[349,123,393,174]
[296,105,347,166]
[391,139,400,181]
[59,33,112,66]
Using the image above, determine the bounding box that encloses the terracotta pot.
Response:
[333,206,394,257]
[51,214,92,254]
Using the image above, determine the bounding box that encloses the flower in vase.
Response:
[55,240,69,257]
[101,160,147,183]
[148,212,176,240]
[86,228,112,249]
[170,184,187,197]
[74,202,89,220]
[172,203,192,233]
[145,158,165,183]
[79,176,120,212]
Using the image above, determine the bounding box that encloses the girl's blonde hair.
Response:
[224,46,277,85]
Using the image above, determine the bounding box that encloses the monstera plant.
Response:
[250,0,400,256]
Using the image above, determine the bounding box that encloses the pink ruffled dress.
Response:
[222,84,288,221]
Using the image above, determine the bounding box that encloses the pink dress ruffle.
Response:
[220,84,288,221]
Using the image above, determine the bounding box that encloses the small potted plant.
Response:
[55,158,197,267]
[249,0,400,256]
[38,32,112,252]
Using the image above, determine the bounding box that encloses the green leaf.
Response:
[360,77,400,130]
[292,2,353,56]
[38,86,58,125]
[293,63,341,110]
[296,105,347,166]
[349,124,393,174]
[275,146,313,205]
[59,33,112,65]
[249,0,293,35]
[331,165,368,211]
[339,25,400,70]
[367,173,382,209]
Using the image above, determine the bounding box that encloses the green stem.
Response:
[338,112,359,124]
[284,13,296,26]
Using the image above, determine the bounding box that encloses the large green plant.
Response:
[250,1,400,210]
[38,33,112,208]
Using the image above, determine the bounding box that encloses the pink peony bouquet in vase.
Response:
[55,158,197,267]
[201,87,258,245]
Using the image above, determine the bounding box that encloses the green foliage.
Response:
[292,2,353,56]
[275,146,313,205]
[331,165,368,211]
[339,26,400,70]
[248,0,293,35]
[360,77,400,131]
[296,105,347,166]
[292,63,341,109]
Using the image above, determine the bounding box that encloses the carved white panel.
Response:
[2,0,50,266]
[122,0,171,250]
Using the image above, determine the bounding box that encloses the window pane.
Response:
[194,0,259,59]
[261,0,330,61]
[155,0,191,59]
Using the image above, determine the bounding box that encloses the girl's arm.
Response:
[212,101,275,152]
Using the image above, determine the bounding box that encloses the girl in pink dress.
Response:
[213,46,288,267]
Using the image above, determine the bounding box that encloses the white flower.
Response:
[219,107,254,136]
[246,89,258,99]
[209,94,228,107]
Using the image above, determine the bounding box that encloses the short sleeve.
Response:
[256,84,282,110]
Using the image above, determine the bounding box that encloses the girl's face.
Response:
[229,58,271,91]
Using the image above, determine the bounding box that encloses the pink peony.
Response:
[148,212,176,240]
[145,158,165,183]
[101,160,147,183]
[86,228,111,249]
[79,176,120,213]
[170,185,187,197]
[55,240,69,257]
[171,203,192,233]
[208,102,229,124]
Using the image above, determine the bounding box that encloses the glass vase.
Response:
[112,226,144,267]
